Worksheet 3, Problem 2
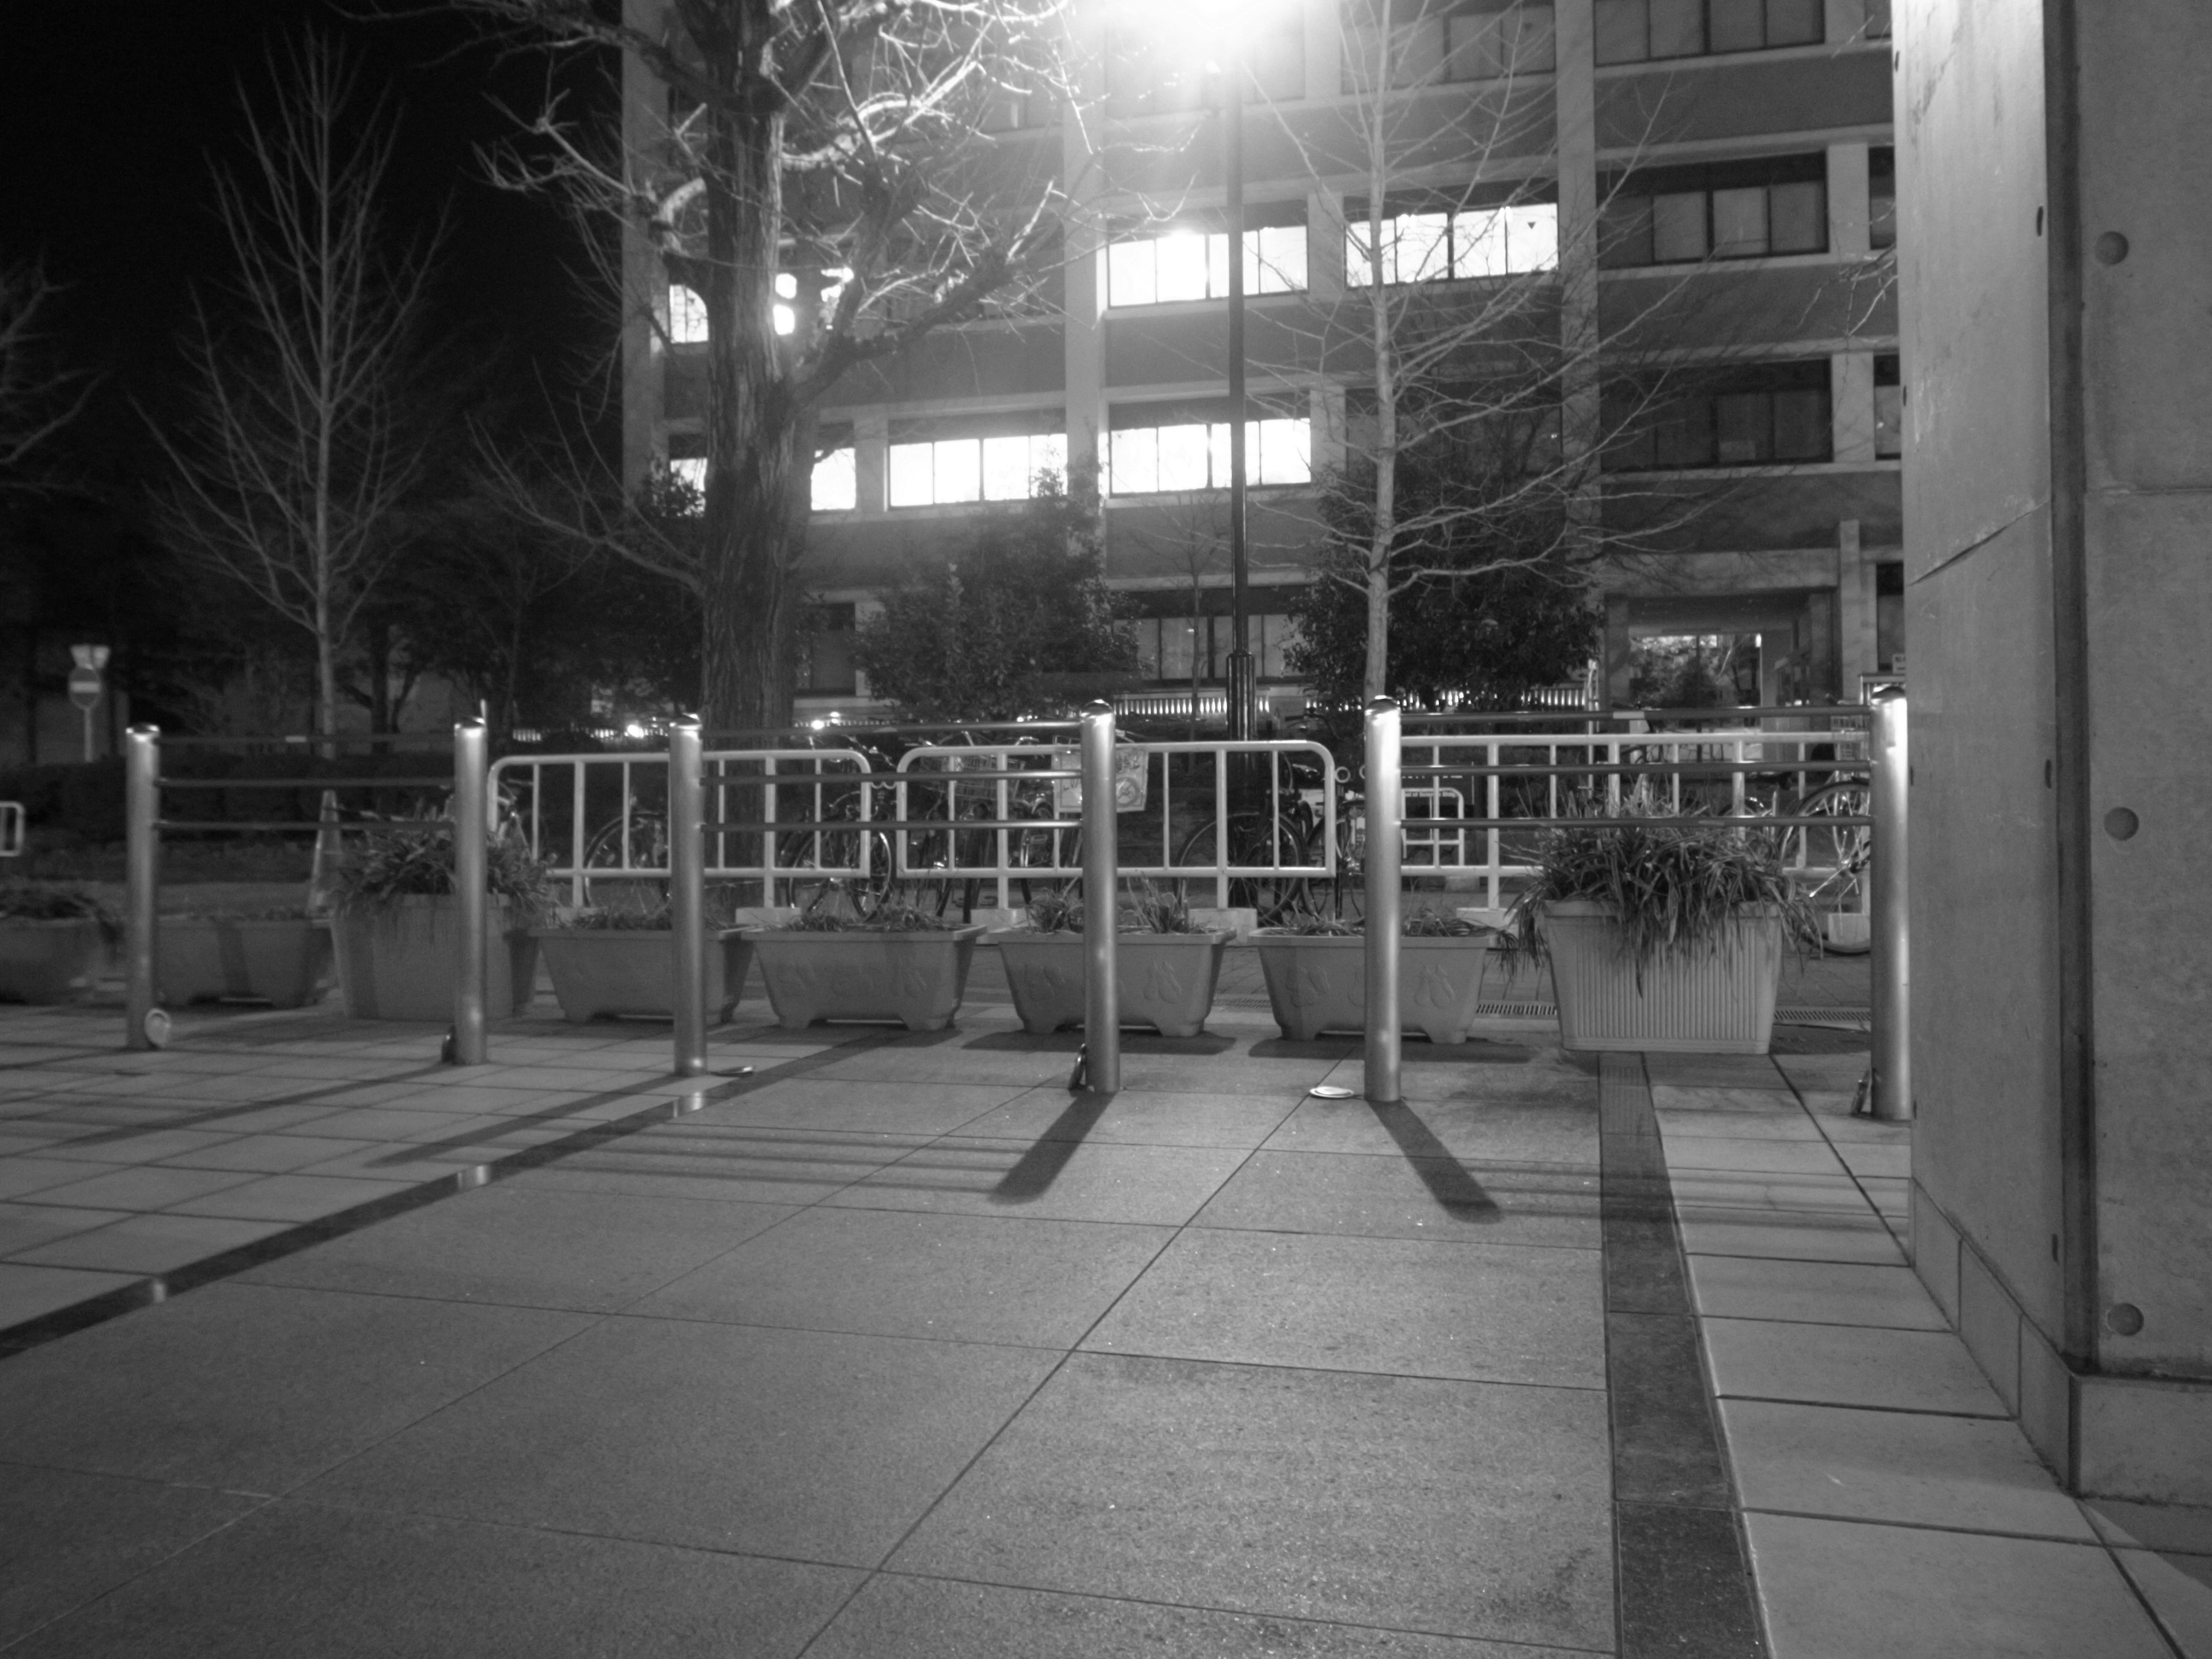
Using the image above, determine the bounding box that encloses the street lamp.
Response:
[1218,54,1256,741]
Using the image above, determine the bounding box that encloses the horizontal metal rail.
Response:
[1399,760,1870,779]
[158,734,456,749]
[155,819,415,834]
[1446,815,1872,830]
[158,776,453,790]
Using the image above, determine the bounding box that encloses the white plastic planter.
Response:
[1539,899,1783,1054]
[332,897,537,1022]
[160,918,330,1008]
[532,927,753,1025]
[743,926,986,1032]
[1251,930,1491,1044]
[990,929,1231,1038]
[0,918,106,1004]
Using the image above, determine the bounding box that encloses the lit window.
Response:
[1345,203,1558,287]
[1108,418,1312,494]
[1107,224,1309,307]
[774,271,796,337]
[887,432,1067,506]
[812,447,857,512]
[669,285,708,344]
[671,457,707,495]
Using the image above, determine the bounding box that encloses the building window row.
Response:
[1594,0,1823,63]
[1135,611,1300,681]
[1600,158,1827,267]
[888,431,1069,507]
[1109,418,1313,495]
[1605,360,1831,470]
[1340,2,1558,92]
[668,272,851,344]
[1107,224,1309,308]
[1346,201,1559,285]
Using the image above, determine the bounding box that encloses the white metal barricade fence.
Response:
[489,749,873,908]
[893,740,1338,910]
[1397,726,1873,923]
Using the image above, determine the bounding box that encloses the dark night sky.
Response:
[0,0,612,483]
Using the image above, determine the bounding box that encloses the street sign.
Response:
[67,667,101,710]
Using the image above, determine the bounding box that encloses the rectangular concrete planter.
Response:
[160,918,330,1008]
[741,925,986,1032]
[988,929,1231,1037]
[531,927,751,1024]
[1539,899,1783,1054]
[1252,930,1493,1043]
[332,897,537,1022]
[0,918,107,1003]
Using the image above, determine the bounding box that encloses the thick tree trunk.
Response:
[699,93,804,734]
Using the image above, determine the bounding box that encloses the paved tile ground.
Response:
[1654,1052,2210,1658]
[1,938,2203,1657]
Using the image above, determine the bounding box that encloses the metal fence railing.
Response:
[1383,726,1874,926]
[891,740,1338,910]
[0,801,22,858]
[488,749,876,909]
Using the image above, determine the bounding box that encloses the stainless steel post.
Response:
[1363,696,1402,1104]
[669,716,708,1077]
[452,718,490,1065]
[1869,687,1912,1122]
[1080,700,1120,1093]
[123,725,161,1050]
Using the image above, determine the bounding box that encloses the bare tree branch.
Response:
[145,32,444,744]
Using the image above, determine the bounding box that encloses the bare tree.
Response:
[456,0,1077,730]
[1193,2,1895,704]
[148,35,442,744]
[0,260,93,494]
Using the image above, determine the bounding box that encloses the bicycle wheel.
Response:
[1777,780,1872,952]
[582,810,670,912]
[1172,813,1330,927]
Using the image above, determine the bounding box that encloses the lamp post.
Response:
[1221,59,1257,741]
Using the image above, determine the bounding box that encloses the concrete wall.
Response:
[1900,0,2212,1498]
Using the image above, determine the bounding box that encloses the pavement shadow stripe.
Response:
[0,1025,914,1362]
[1599,1051,1769,1659]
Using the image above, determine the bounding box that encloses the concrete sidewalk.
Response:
[0,956,2202,1657]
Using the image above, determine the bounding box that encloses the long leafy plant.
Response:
[0,881,120,940]
[328,810,551,921]
[1502,796,1816,973]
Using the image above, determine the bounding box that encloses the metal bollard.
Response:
[1080,700,1120,1094]
[452,718,490,1065]
[123,725,161,1050]
[1869,687,1911,1121]
[669,716,707,1077]
[1363,696,1403,1105]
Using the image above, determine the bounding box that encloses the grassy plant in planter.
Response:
[1251,906,1494,1044]
[0,881,118,1003]
[530,901,766,1026]
[990,885,1232,1039]
[743,890,986,1032]
[1502,807,1815,1054]
[160,907,330,1009]
[327,818,552,1022]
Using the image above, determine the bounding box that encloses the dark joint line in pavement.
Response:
[1599,1052,1770,1659]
